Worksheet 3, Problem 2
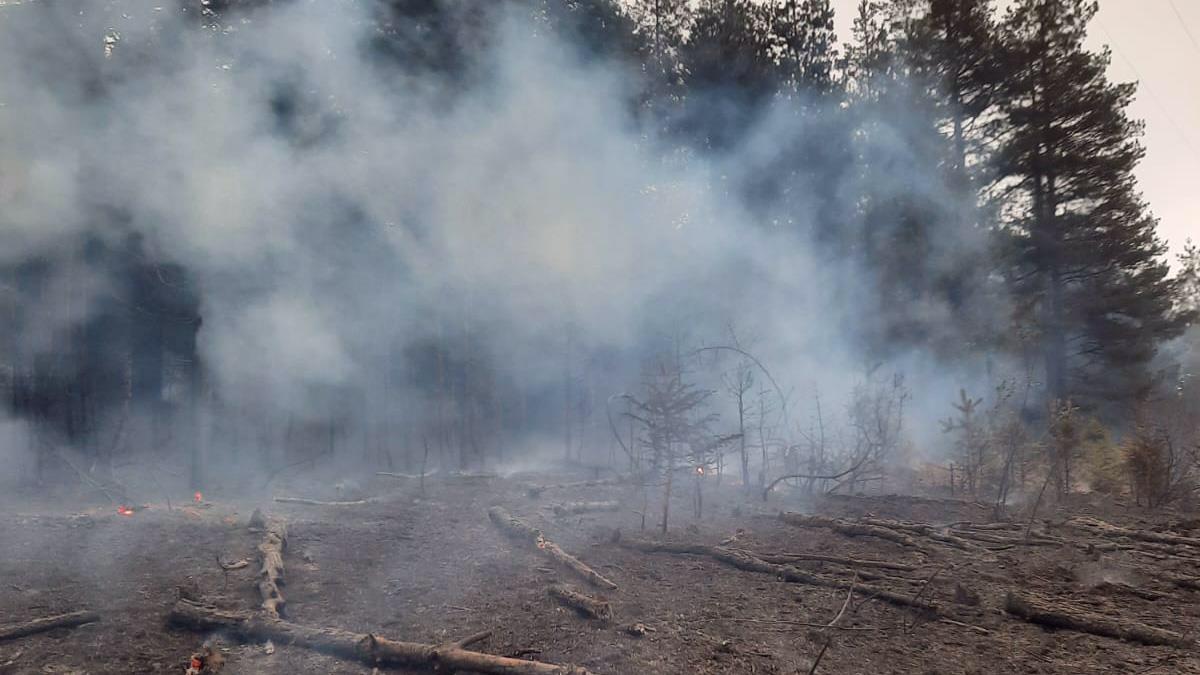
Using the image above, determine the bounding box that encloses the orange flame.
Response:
[117,505,135,516]
[194,491,203,503]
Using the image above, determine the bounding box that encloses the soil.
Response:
[2,473,1199,674]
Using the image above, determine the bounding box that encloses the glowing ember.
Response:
[194,491,203,503]
[117,505,135,516]
[696,466,705,475]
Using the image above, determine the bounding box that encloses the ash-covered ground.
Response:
[2,473,1198,674]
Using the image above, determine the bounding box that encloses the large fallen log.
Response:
[1004,592,1191,648]
[552,501,621,516]
[255,517,288,619]
[616,539,936,614]
[274,497,374,507]
[527,479,622,499]
[856,517,982,551]
[778,513,919,548]
[0,611,100,642]
[1064,517,1200,548]
[168,599,591,674]
[548,585,614,622]
[747,551,919,572]
[488,507,618,590]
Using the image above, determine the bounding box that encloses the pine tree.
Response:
[1179,242,1200,320]
[996,0,1188,406]
[677,0,776,149]
[772,0,838,97]
[900,0,1001,183]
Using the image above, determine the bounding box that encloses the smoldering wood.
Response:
[615,539,937,614]
[487,507,618,590]
[0,611,100,642]
[547,585,614,622]
[1003,592,1192,648]
[778,513,921,548]
[256,517,287,619]
[552,501,621,516]
[167,599,593,674]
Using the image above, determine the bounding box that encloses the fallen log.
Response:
[256,517,287,619]
[168,599,591,674]
[488,507,618,590]
[527,479,621,499]
[0,611,100,642]
[778,513,919,548]
[1004,592,1191,648]
[274,497,374,506]
[616,539,936,614]
[376,469,440,480]
[1064,517,1200,548]
[748,552,918,572]
[552,501,621,516]
[548,585,613,622]
[857,518,982,551]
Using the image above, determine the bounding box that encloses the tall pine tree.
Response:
[996,0,1187,408]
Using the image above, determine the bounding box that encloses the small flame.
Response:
[194,491,203,503]
[696,466,705,475]
[117,505,135,516]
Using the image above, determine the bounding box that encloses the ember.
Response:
[696,466,705,475]
[194,491,203,503]
[117,506,135,516]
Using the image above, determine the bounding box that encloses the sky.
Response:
[830,0,1199,266]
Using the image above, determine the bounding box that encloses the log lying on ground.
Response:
[527,479,622,499]
[856,517,983,551]
[488,507,618,590]
[255,517,288,619]
[0,611,100,642]
[747,552,919,572]
[778,513,919,548]
[376,469,440,480]
[1064,516,1200,548]
[552,501,621,516]
[548,585,614,621]
[274,497,374,507]
[168,599,591,674]
[1004,592,1191,648]
[616,539,936,614]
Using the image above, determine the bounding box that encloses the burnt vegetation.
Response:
[1,0,1200,674]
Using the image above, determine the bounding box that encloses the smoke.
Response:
[0,0,1002,487]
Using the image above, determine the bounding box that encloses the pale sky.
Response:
[831,0,1199,265]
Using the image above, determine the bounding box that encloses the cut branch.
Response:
[1004,592,1192,648]
[0,611,100,642]
[488,507,618,590]
[168,599,592,674]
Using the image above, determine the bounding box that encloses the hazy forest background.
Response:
[1,0,1198,513]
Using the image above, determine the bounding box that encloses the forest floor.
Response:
[2,469,1200,674]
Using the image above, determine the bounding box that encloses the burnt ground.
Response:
[2,473,1199,674]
